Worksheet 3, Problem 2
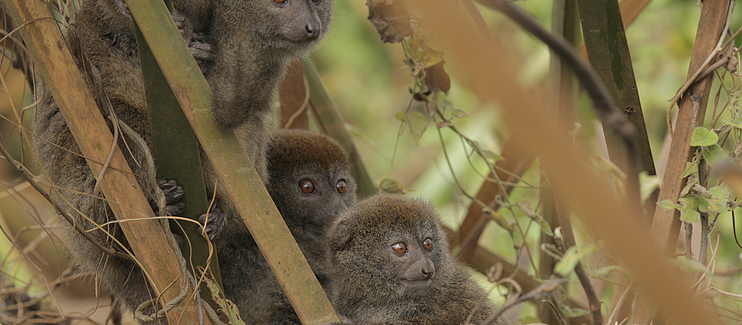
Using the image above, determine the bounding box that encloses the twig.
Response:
[548,192,603,325]
[479,278,569,325]
[605,282,633,325]
[555,238,603,325]
[733,210,742,249]
[475,0,641,212]
[461,0,493,42]
[665,0,736,136]
[685,222,694,260]
[698,158,710,267]
[0,138,133,261]
[283,74,310,129]
[542,300,568,325]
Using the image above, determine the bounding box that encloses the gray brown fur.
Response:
[211,129,356,324]
[327,194,511,325]
[30,0,332,323]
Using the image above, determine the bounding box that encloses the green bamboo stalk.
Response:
[576,0,656,202]
[125,0,340,322]
[1,0,206,322]
[133,0,224,313]
[303,60,377,198]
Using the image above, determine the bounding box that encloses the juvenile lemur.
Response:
[326,194,512,325]
[201,129,357,324]
[31,0,332,322]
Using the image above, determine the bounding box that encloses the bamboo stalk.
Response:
[577,0,656,215]
[1,0,205,322]
[133,1,224,316]
[125,0,340,322]
[633,0,732,322]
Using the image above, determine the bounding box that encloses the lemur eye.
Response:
[336,180,347,195]
[312,0,321,3]
[422,238,433,251]
[273,0,287,3]
[299,180,315,193]
[391,242,407,255]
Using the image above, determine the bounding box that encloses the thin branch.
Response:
[605,282,633,325]
[475,0,641,211]
[0,139,133,261]
[461,0,493,42]
[552,195,602,325]
[480,278,569,325]
[556,237,603,325]
[665,0,735,136]
[698,158,710,267]
[733,210,742,249]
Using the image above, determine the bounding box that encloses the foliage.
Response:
[1,0,742,323]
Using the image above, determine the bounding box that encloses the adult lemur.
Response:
[31,0,333,323]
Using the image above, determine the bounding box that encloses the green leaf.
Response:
[408,111,430,144]
[704,199,721,213]
[204,274,245,325]
[594,265,629,277]
[679,178,696,197]
[538,219,554,236]
[678,196,700,210]
[700,186,728,213]
[471,140,503,161]
[698,199,709,213]
[657,199,680,211]
[481,148,504,162]
[379,178,405,194]
[393,110,407,121]
[554,246,580,276]
[690,126,718,147]
[708,186,728,201]
[703,144,725,165]
[484,208,514,232]
[672,257,711,274]
[407,34,445,69]
[512,229,524,246]
[679,208,700,223]
[561,306,590,318]
[639,172,661,202]
[680,161,698,179]
[520,316,541,324]
[440,99,467,118]
[517,200,552,236]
